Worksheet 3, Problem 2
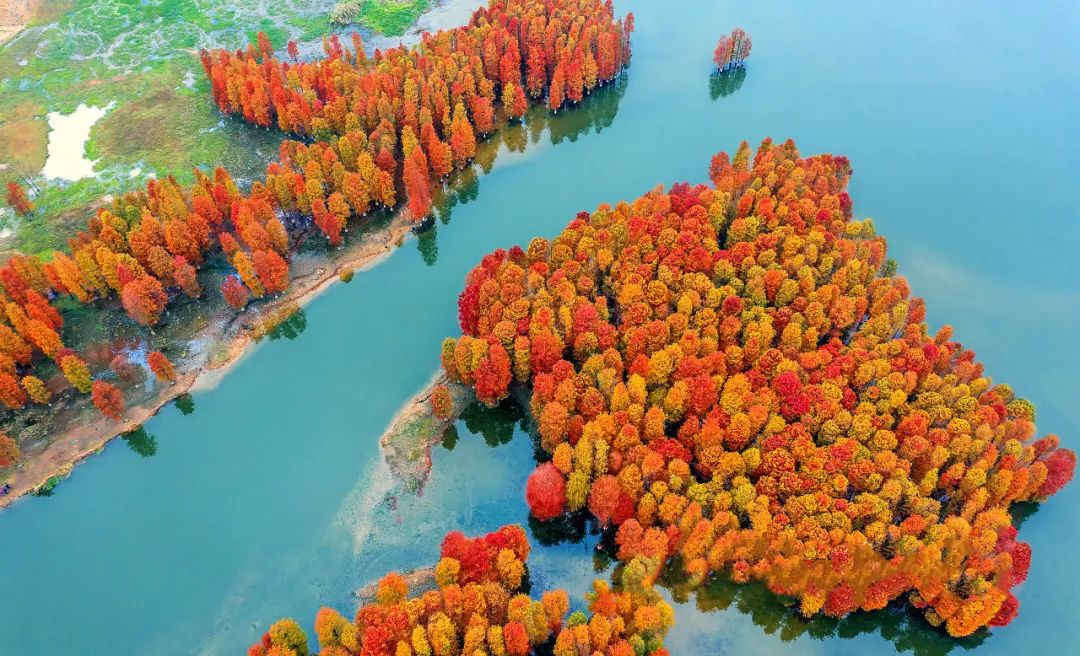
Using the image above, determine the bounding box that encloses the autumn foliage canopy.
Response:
[5,182,34,217]
[0,0,633,431]
[441,138,1075,637]
[713,27,752,71]
[249,526,672,656]
[201,0,633,221]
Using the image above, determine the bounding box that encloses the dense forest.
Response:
[437,138,1075,637]
[0,0,632,433]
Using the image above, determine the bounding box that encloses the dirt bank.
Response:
[0,209,419,509]
[378,373,475,493]
[0,0,39,43]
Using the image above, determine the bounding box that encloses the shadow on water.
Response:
[657,558,987,656]
[459,396,525,447]
[540,72,628,146]
[173,393,196,416]
[529,510,591,548]
[1010,501,1040,528]
[440,423,459,451]
[416,223,439,266]
[267,308,308,341]
[709,65,747,101]
[447,396,997,656]
[122,426,158,458]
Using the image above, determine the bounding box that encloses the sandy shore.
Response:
[0,209,419,510]
[378,373,475,493]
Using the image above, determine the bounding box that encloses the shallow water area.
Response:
[0,1,1078,655]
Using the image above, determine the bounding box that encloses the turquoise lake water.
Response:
[1,1,1078,654]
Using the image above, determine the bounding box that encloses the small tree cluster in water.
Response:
[0,0,632,430]
[250,525,672,656]
[713,27,751,71]
[439,138,1075,637]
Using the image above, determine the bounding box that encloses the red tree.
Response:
[403,147,433,221]
[221,275,250,309]
[173,255,202,298]
[121,275,168,326]
[253,249,289,294]
[147,351,177,383]
[526,463,567,520]
[91,380,125,419]
[5,182,34,217]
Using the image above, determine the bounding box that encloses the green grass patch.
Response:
[294,13,334,42]
[359,0,429,36]
[0,101,47,175]
[0,0,434,253]
[11,193,95,257]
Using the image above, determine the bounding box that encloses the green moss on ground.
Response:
[0,101,47,176]
[359,0,430,36]
[0,0,339,247]
[27,0,76,27]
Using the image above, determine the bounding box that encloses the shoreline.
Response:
[378,373,474,493]
[0,209,419,510]
[0,0,39,44]
[0,0,607,509]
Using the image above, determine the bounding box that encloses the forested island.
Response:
[251,525,672,656]
[245,138,1075,653]
[431,139,1074,638]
